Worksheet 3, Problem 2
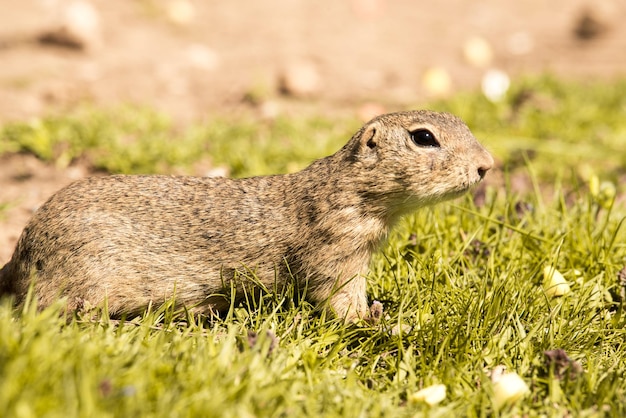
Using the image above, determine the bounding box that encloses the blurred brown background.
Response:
[0,0,625,122]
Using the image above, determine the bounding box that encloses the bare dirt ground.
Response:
[0,0,625,263]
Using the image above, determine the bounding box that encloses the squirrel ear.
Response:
[355,123,380,166]
[360,124,378,150]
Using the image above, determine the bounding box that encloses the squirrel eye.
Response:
[410,129,440,148]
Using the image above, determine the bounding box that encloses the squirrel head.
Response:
[344,110,494,217]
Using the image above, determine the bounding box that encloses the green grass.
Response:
[0,105,354,177]
[1,76,626,417]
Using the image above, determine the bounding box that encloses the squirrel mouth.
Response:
[446,179,481,199]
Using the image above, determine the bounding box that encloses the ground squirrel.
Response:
[0,110,494,321]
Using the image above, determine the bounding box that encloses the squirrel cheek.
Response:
[429,154,453,175]
[427,155,438,172]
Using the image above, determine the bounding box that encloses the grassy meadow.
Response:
[1,76,626,417]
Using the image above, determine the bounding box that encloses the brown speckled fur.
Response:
[0,110,494,321]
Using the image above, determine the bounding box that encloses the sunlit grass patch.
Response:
[1,76,626,416]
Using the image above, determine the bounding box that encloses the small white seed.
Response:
[422,67,452,97]
[463,36,493,68]
[408,384,446,406]
[481,69,510,102]
[492,372,529,409]
[543,266,571,297]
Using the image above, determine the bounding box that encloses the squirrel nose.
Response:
[477,151,495,179]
